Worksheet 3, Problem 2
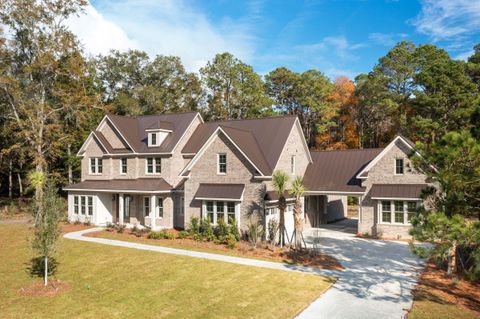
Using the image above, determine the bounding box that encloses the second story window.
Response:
[89,158,102,174]
[146,157,161,174]
[291,155,296,174]
[395,158,404,175]
[120,158,127,174]
[217,153,227,174]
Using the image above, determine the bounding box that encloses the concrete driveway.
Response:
[298,219,426,319]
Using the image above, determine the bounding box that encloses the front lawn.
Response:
[0,224,333,318]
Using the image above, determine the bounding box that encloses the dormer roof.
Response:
[87,112,202,155]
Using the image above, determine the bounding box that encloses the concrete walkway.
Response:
[65,223,425,319]
[298,219,426,319]
[64,228,339,277]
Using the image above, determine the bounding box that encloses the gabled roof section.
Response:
[181,115,300,175]
[356,135,419,179]
[179,126,269,176]
[304,148,383,193]
[100,112,200,154]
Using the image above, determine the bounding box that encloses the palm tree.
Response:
[272,170,289,247]
[291,176,306,250]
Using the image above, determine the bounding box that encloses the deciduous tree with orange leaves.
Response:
[316,76,360,149]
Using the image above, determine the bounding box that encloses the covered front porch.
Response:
[64,178,177,230]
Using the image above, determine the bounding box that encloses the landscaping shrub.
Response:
[215,219,229,238]
[189,217,200,235]
[229,219,240,241]
[163,231,176,240]
[116,224,126,233]
[105,222,115,232]
[73,216,81,225]
[225,233,237,249]
[83,216,91,226]
[177,230,189,239]
[147,231,161,239]
[192,233,202,241]
[200,218,214,241]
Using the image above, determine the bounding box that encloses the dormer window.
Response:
[395,158,404,175]
[148,132,160,147]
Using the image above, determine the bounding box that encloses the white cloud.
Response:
[67,4,139,55]
[368,32,408,46]
[67,0,257,71]
[296,36,365,60]
[412,0,480,40]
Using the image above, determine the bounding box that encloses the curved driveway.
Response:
[298,219,425,319]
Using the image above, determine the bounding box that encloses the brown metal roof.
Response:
[304,148,383,193]
[264,190,295,202]
[181,115,298,175]
[106,112,199,153]
[63,178,172,193]
[194,183,245,200]
[369,184,427,199]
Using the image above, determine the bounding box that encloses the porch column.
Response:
[119,193,124,225]
[150,195,156,230]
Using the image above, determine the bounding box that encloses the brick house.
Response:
[64,112,429,239]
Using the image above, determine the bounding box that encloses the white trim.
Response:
[291,155,296,175]
[179,126,266,176]
[145,128,173,133]
[372,197,422,201]
[377,199,420,225]
[64,188,171,194]
[77,132,110,156]
[356,135,422,179]
[253,176,272,180]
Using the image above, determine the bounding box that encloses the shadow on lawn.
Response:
[26,256,59,278]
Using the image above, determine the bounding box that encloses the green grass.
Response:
[409,288,480,319]
[0,224,333,319]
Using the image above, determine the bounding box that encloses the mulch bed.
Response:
[85,229,344,271]
[61,223,95,233]
[18,279,70,297]
[411,261,480,315]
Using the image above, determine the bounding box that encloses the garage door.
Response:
[265,204,295,242]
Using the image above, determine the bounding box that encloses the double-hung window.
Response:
[227,202,235,224]
[217,154,227,174]
[124,195,131,217]
[80,196,86,215]
[381,201,391,223]
[143,197,150,217]
[158,198,164,218]
[74,196,79,214]
[206,201,214,223]
[394,201,404,223]
[395,158,404,175]
[120,158,127,174]
[146,157,161,174]
[90,158,103,174]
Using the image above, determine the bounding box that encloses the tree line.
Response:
[1,1,479,196]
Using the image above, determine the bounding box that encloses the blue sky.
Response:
[68,0,480,79]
